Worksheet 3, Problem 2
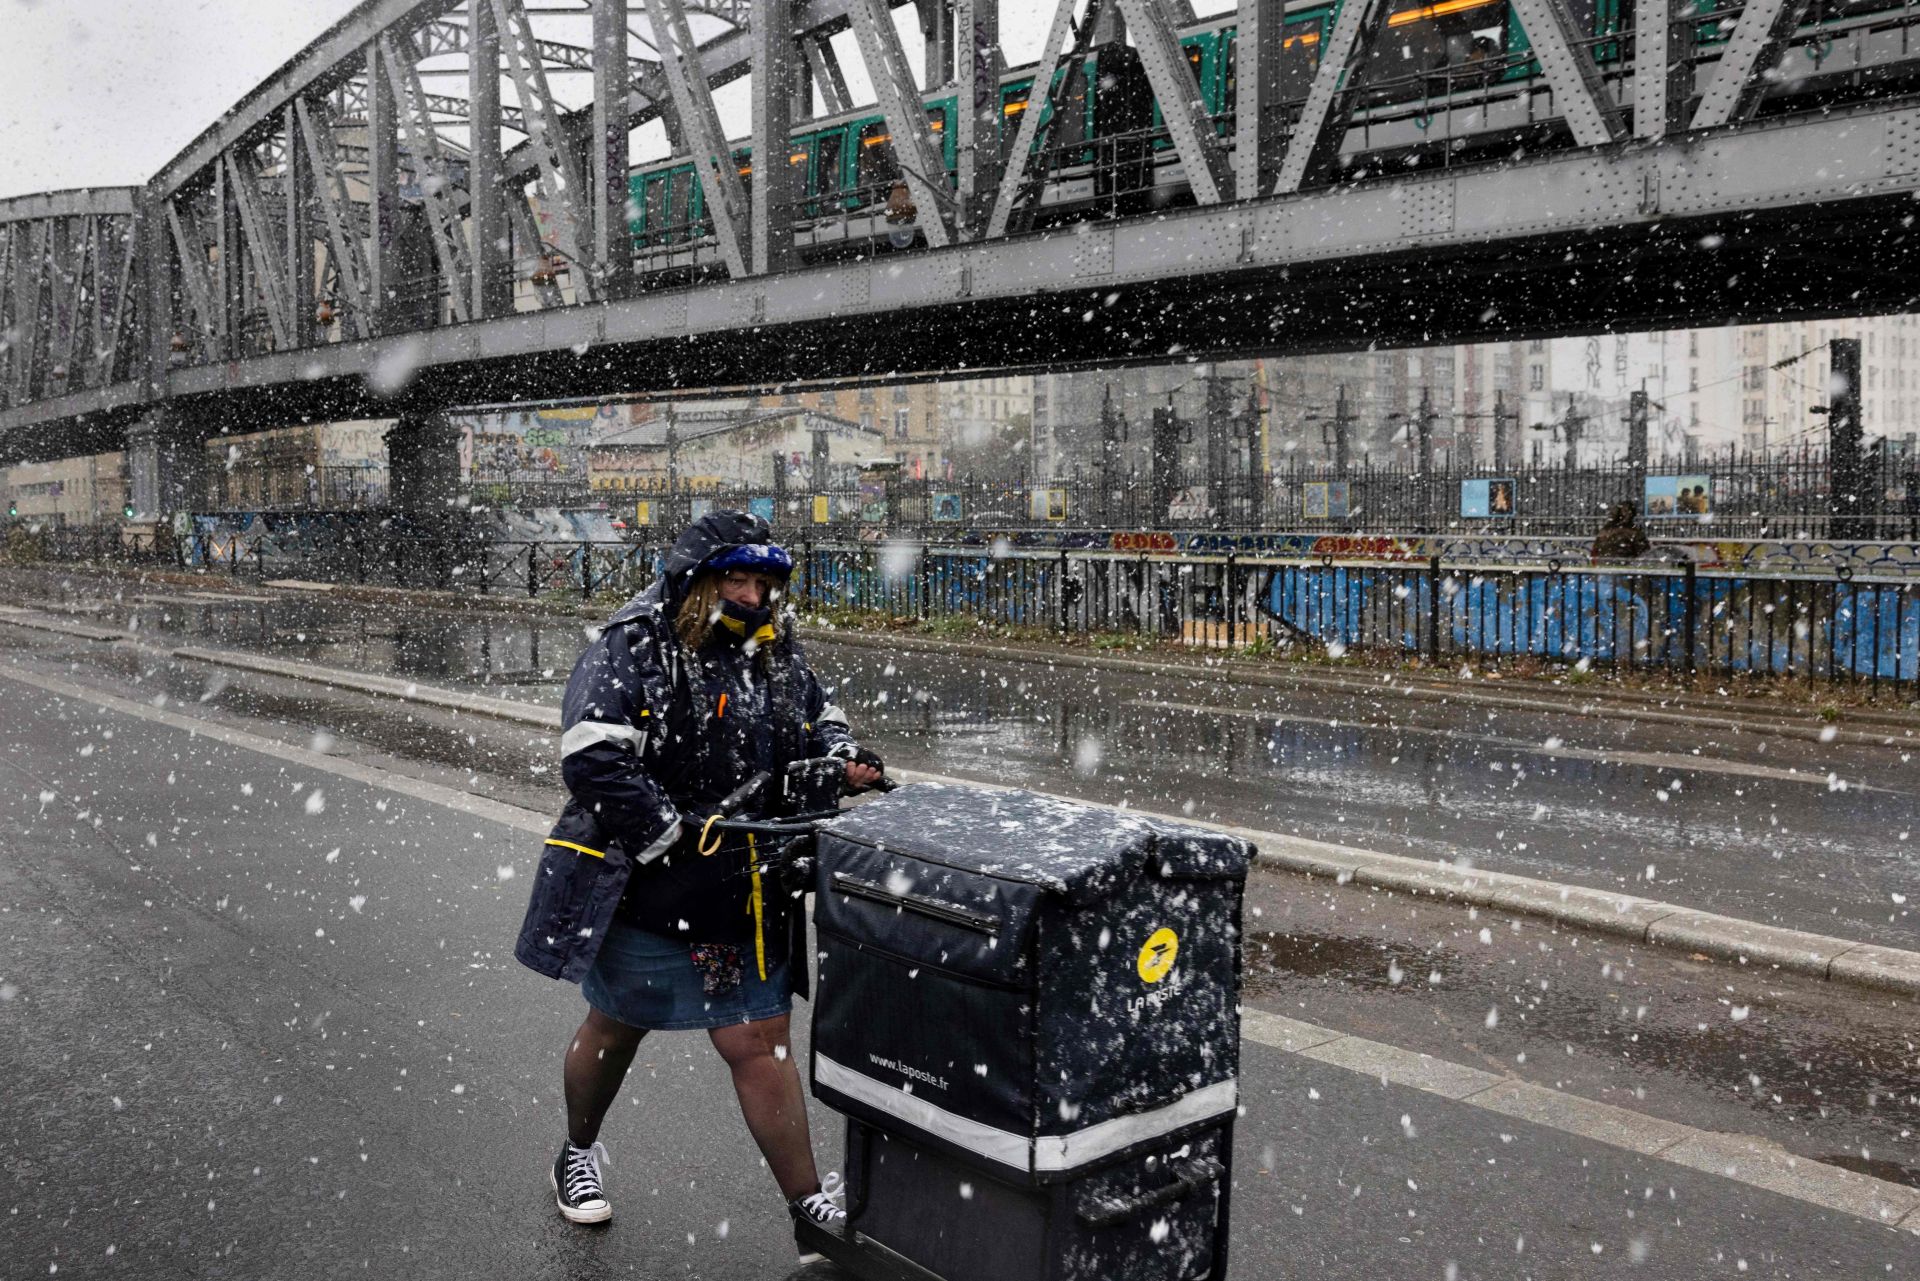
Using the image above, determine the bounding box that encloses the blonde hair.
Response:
[674,570,787,655]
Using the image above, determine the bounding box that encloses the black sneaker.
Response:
[791,1172,846,1263]
[551,1141,611,1224]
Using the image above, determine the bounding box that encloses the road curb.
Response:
[801,627,1919,749]
[4,603,1916,999]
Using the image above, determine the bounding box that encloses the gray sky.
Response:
[0,1,354,198]
[0,2,1236,200]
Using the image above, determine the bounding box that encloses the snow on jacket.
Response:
[515,512,855,982]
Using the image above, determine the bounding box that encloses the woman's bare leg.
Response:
[709,1013,820,1200]
[563,1006,647,1147]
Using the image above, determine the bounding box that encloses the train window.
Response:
[1257,15,1326,107]
[667,171,692,240]
[1001,83,1032,158]
[855,122,898,200]
[1375,0,1510,94]
[643,176,667,243]
[817,132,845,197]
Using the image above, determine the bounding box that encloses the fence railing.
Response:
[25,526,1919,699]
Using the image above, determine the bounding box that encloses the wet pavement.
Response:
[1,622,1915,1279]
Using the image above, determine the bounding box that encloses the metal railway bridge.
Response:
[3,0,1920,518]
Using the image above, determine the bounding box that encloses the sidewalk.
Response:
[12,559,1918,748]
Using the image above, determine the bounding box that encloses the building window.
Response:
[1528,366,1544,391]
[894,409,910,439]
[1528,340,1546,354]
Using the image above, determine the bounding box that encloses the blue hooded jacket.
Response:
[514,511,856,983]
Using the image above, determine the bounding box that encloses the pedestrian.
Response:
[1591,500,1651,560]
[515,510,884,1253]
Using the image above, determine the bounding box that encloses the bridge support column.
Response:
[126,407,209,524]
[385,411,464,515]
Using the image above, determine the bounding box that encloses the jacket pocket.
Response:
[518,835,618,973]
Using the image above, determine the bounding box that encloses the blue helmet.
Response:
[705,542,794,578]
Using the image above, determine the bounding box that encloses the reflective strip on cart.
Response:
[815,1055,1238,1173]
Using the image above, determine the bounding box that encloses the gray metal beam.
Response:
[1273,0,1393,194]
[592,0,636,297]
[469,0,514,319]
[1508,0,1624,147]
[225,153,295,349]
[985,0,1091,240]
[804,34,853,114]
[283,104,316,349]
[1691,0,1812,131]
[99,215,140,386]
[1633,0,1693,140]
[339,76,528,132]
[0,189,140,223]
[164,201,218,358]
[651,0,751,277]
[1117,0,1230,203]
[293,97,376,341]
[850,0,954,247]
[366,40,402,334]
[41,218,79,394]
[1234,0,1261,201]
[953,0,1000,238]
[490,0,598,299]
[505,178,566,309]
[750,0,799,274]
[379,32,475,323]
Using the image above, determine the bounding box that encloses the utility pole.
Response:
[1415,386,1436,473]
[1203,368,1236,519]
[1557,394,1587,470]
[1243,382,1264,529]
[1492,389,1514,471]
[810,420,829,492]
[1307,384,1356,480]
[1151,396,1183,527]
[1098,382,1124,522]
[1829,337,1866,539]
[1627,385,1650,472]
[665,403,680,525]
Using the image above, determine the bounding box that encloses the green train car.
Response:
[627,0,1909,260]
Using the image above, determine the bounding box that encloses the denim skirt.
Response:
[581,919,793,1032]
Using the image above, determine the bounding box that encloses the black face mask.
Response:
[715,598,776,647]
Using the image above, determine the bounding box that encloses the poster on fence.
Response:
[812,495,832,524]
[632,500,652,527]
[1645,474,1712,517]
[932,492,964,522]
[1302,481,1350,519]
[748,496,775,522]
[1028,488,1068,521]
[1460,478,1517,518]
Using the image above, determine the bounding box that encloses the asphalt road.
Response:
[1,586,1916,1278]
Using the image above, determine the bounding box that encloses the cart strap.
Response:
[815,1055,1237,1173]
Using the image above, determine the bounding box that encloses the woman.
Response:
[515,511,882,1244]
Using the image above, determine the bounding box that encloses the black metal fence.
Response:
[575,449,1920,541]
[24,526,1920,700]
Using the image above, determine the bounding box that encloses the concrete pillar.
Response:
[384,411,464,514]
[126,406,209,523]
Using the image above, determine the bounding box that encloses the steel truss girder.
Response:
[749,0,798,274]
[339,76,528,133]
[225,152,296,349]
[1116,0,1231,203]
[1634,0,1691,139]
[850,0,954,246]
[294,97,377,340]
[380,31,477,322]
[651,0,751,277]
[986,0,1108,240]
[953,0,1001,238]
[1692,0,1814,131]
[1273,0,1393,195]
[491,0,599,299]
[1507,0,1624,146]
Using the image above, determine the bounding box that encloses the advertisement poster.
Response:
[1302,481,1350,519]
[748,496,775,522]
[1645,475,1712,517]
[1028,489,1068,521]
[1460,478,1517,518]
[932,492,964,522]
[633,500,652,527]
[858,475,890,523]
[813,495,832,524]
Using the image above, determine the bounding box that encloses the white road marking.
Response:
[1,655,1915,1232]
[1239,1009,1920,1233]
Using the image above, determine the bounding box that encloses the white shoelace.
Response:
[563,1141,609,1203]
[797,1171,845,1223]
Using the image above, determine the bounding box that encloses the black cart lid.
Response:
[823,782,1251,907]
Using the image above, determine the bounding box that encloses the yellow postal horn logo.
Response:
[1137,928,1179,984]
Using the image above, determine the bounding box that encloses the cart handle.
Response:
[1075,1156,1225,1229]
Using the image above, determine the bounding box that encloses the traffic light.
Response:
[7,502,15,518]
[123,502,136,519]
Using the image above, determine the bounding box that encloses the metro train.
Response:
[627,0,1914,264]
